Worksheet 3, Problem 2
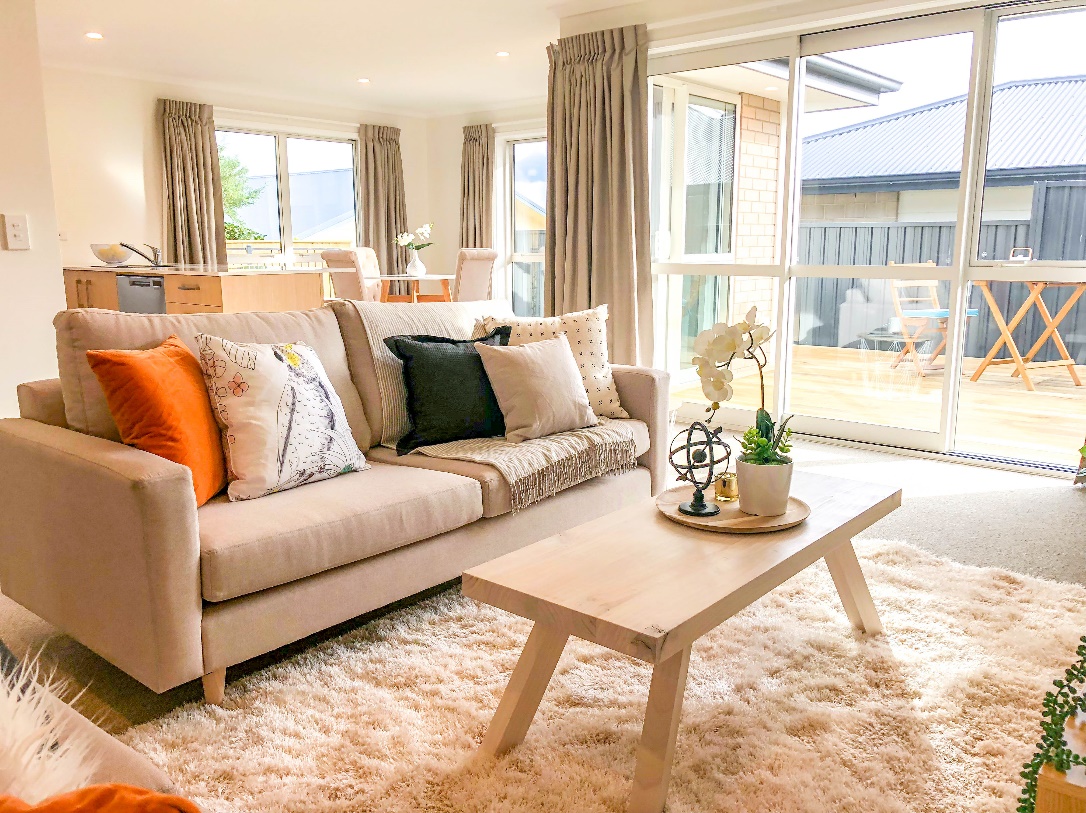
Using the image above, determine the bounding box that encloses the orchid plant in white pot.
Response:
[394,223,434,277]
[692,306,794,517]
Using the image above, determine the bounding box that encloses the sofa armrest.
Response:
[0,418,204,693]
[612,365,671,495]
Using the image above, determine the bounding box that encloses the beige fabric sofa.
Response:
[0,301,669,703]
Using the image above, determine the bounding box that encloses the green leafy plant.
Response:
[738,409,793,465]
[223,221,266,241]
[1018,636,1086,813]
[1076,444,1086,479]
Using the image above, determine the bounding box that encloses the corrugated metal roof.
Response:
[801,76,1086,182]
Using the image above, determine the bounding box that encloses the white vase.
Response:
[736,460,793,517]
[406,248,427,277]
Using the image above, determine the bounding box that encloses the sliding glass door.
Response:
[651,1,1086,470]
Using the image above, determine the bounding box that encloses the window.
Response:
[215,128,358,266]
[650,81,742,262]
[503,138,547,316]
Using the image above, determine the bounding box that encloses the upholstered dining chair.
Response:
[321,248,382,302]
[453,248,498,301]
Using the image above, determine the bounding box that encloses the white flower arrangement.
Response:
[393,223,434,251]
[692,306,793,466]
[691,306,773,407]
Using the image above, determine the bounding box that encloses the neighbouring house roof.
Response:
[801,75,1086,193]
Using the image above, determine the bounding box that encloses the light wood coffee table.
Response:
[463,471,901,813]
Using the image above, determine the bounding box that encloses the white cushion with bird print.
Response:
[197,334,369,501]
[475,305,628,419]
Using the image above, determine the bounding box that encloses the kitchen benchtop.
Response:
[64,264,328,277]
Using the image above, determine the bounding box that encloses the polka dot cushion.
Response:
[477,305,628,419]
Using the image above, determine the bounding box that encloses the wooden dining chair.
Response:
[452,248,498,301]
[888,265,978,376]
[321,248,381,302]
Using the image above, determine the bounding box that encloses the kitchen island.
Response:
[62,264,326,314]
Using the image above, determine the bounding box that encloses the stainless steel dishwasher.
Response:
[116,274,166,314]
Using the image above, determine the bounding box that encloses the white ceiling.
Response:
[35,0,568,116]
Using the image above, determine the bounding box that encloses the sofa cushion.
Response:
[365,418,651,518]
[197,461,482,602]
[330,299,513,447]
[54,306,370,450]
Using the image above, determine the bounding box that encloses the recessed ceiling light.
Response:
[357,78,370,84]
[496,51,510,57]
[85,32,104,40]
[765,85,779,91]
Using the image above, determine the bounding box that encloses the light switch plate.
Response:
[1,214,31,250]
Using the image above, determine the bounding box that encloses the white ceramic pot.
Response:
[736,459,793,517]
[406,248,427,277]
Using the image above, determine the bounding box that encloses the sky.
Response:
[513,139,547,212]
[216,131,356,178]
[804,7,1086,135]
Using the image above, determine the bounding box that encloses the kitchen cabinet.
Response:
[64,270,120,310]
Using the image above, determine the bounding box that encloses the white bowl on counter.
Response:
[90,243,134,265]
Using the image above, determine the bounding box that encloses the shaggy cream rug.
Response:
[119,540,1085,813]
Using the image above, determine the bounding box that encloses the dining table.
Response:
[373,274,457,303]
[970,280,1086,391]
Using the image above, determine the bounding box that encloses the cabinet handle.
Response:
[178,284,201,291]
[74,279,84,308]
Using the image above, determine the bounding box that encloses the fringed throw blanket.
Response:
[415,418,637,511]
[352,300,638,510]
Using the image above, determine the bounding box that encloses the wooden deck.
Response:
[672,344,1086,467]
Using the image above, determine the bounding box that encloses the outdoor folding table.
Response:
[970,280,1086,391]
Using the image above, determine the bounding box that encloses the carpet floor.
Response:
[118,538,1085,813]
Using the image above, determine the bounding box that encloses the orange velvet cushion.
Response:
[86,336,227,506]
[0,785,199,813]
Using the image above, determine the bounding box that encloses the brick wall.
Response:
[800,191,900,222]
[730,93,780,349]
[734,93,781,264]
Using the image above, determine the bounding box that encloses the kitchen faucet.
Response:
[120,242,164,266]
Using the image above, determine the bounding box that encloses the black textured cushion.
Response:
[385,327,512,454]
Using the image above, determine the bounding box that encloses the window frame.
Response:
[650,75,743,265]
[213,115,361,267]
[494,126,547,315]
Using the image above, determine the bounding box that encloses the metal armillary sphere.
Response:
[668,418,731,517]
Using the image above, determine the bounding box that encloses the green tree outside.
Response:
[218,145,266,241]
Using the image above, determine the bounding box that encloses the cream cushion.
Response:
[366,417,650,518]
[477,305,629,419]
[476,335,598,442]
[54,306,371,449]
[197,462,483,602]
[328,299,514,447]
[197,335,368,501]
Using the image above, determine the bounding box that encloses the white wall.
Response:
[0,0,66,416]
[42,67,432,268]
[425,103,545,274]
[897,186,1033,222]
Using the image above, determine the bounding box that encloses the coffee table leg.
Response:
[825,541,882,635]
[480,622,568,757]
[629,646,691,813]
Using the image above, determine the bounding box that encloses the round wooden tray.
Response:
[656,485,810,534]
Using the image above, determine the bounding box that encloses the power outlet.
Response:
[1,214,30,250]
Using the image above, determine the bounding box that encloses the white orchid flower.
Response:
[750,325,774,347]
[693,327,717,358]
[707,325,748,363]
[701,373,733,403]
[415,223,432,240]
[745,306,758,327]
[395,232,414,247]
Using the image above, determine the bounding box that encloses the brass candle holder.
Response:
[715,472,738,502]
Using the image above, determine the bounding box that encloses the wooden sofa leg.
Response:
[202,669,226,705]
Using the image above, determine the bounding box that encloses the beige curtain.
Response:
[545,25,652,366]
[159,99,226,265]
[359,124,408,282]
[459,124,494,248]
